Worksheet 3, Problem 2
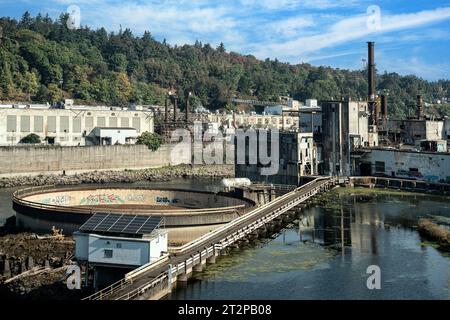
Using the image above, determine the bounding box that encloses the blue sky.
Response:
[1,0,450,80]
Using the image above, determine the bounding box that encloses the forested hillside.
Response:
[1,12,449,118]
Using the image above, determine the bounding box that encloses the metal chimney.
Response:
[164,95,169,122]
[416,95,424,119]
[185,92,191,122]
[173,96,178,122]
[381,94,388,120]
[367,42,376,125]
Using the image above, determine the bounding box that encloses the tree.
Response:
[111,72,132,106]
[136,132,163,151]
[19,133,41,144]
[1,11,449,118]
[217,42,226,53]
[23,71,39,101]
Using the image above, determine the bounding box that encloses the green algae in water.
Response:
[195,240,338,282]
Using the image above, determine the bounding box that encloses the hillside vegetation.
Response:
[1,12,450,118]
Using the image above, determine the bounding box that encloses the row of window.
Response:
[5,115,142,133]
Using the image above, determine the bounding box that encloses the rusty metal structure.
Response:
[367,41,377,126]
[155,92,208,142]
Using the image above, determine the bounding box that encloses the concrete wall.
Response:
[359,149,450,183]
[322,100,372,176]
[0,144,172,176]
[23,188,250,209]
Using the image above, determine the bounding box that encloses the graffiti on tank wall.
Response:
[155,196,181,205]
[79,194,125,205]
[40,195,72,206]
[126,194,146,202]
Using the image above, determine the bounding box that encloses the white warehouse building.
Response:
[0,104,154,146]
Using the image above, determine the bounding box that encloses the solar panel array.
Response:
[80,213,162,235]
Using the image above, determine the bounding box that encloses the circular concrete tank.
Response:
[12,185,255,245]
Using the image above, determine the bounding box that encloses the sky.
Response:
[1,0,450,81]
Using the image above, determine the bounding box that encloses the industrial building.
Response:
[0,103,154,146]
[321,99,378,176]
[355,148,450,183]
[234,41,450,185]
[234,130,319,185]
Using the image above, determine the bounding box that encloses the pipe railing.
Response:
[83,177,337,300]
[170,177,334,254]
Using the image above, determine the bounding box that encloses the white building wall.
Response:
[0,106,154,146]
[148,231,168,262]
[369,149,450,183]
[87,234,150,266]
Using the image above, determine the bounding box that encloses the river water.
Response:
[166,189,450,300]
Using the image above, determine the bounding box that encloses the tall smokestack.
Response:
[173,96,178,122]
[417,95,424,119]
[185,92,190,122]
[381,94,388,120]
[368,42,376,125]
[164,95,169,122]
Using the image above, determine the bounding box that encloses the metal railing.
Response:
[82,177,338,300]
[12,185,252,216]
[115,272,169,300]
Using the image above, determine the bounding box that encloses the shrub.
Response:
[136,132,163,151]
[19,133,41,144]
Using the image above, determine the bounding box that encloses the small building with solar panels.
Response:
[74,213,167,288]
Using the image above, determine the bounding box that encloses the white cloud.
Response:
[239,0,360,10]
[252,6,450,62]
[267,16,315,37]
[381,56,450,81]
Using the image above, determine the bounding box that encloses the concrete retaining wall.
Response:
[0,144,172,176]
[22,188,250,209]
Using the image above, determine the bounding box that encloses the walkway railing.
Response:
[82,177,338,300]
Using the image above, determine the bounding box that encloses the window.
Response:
[60,116,69,133]
[375,161,385,173]
[132,118,141,133]
[104,249,113,258]
[85,117,94,131]
[109,117,118,127]
[47,116,56,133]
[121,117,129,127]
[7,115,17,132]
[116,243,122,249]
[34,116,44,132]
[97,117,106,127]
[73,118,82,133]
[20,116,30,132]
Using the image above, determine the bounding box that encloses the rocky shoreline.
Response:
[0,164,234,188]
[0,222,85,300]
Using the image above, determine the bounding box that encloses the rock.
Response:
[0,164,234,188]
[2,258,11,278]
[27,256,34,269]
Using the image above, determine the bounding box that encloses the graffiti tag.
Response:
[126,194,146,202]
[40,195,71,206]
[155,196,180,204]
[79,194,125,205]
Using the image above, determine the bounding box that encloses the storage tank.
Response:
[221,178,252,189]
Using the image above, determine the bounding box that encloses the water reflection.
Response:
[167,191,450,300]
